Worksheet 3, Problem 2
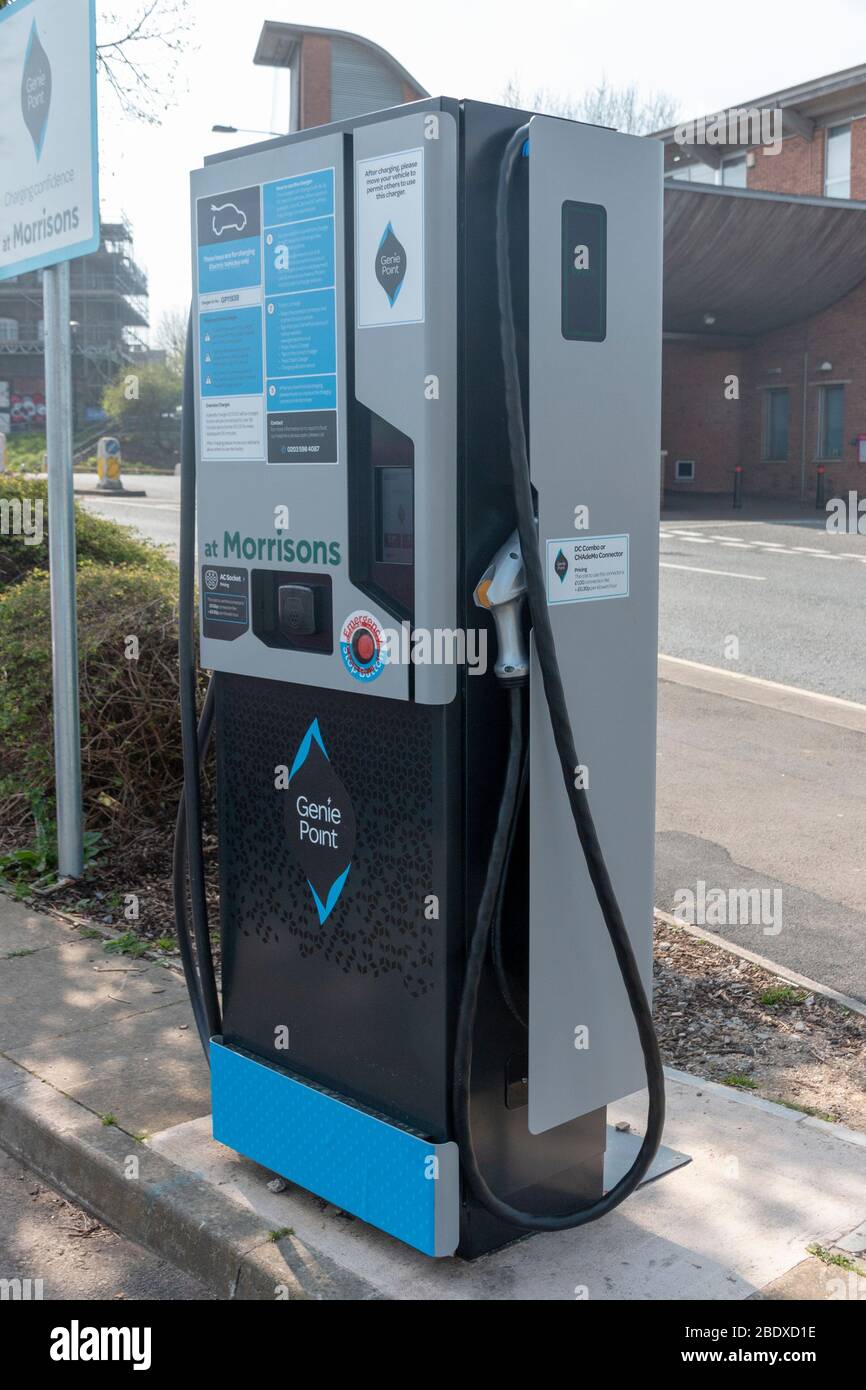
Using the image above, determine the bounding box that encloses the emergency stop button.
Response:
[278,584,317,637]
[351,627,377,666]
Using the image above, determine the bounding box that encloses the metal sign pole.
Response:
[44,259,83,878]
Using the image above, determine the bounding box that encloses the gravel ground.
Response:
[653,917,866,1131]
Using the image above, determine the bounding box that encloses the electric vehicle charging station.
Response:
[177,96,666,1260]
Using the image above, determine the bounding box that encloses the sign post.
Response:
[0,0,100,878]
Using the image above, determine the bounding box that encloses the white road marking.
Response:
[659,530,866,564]
[660,562,766,581]
[659,653,866,717]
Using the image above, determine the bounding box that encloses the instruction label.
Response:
[195,167,339,466]
[196,185,265,463]
[546,535,629,604]
[356,148,424,327]
[263,167,338,464]
[201,566,249,640]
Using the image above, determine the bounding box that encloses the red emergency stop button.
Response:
[352,629,377,665]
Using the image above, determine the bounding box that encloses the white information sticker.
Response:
[546,534,629,604]
[356,148,424,328]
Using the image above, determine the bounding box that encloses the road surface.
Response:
[75,471,181,559]
[76,478,866,998]
[660,518,866,701]
[0,1148,212,1301]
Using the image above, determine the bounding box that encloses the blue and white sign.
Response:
[195,166,339,465]
[356,148,425,328]
[263,168,339,465]
[0,0,100,280]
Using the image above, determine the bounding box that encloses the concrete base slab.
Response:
[148,1071,866,1300]
[74,488,148,498]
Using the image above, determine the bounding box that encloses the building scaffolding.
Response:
[0,216,150,432]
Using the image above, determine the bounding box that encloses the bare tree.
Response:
[155,306,187,375]
[0,1,194,123]
[97,1,194,124]
[504,75,678,135]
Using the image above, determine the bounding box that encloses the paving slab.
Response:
[8,1003,210,1135]
[0,896,207,1134]
[0,901,74,956]
[0,932,189,1052]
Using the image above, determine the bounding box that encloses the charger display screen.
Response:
[376,467,414,566]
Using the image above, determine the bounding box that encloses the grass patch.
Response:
[721,1072,759,1090]
[101,1114,117,1128]
[774,1098,836,1122]
[807,1244,866,1277]
[103,932,148,959]
[268,1228,293,1243]
[759,985,806,1008]
[155,936,175,952]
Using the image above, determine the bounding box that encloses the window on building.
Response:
[675,458,695,480]
[818,384,845,459]
[825,124,852,199]
[0,317,19,343]
[763,388,790,461]
[668,160,718,184]
[720,155,747,187]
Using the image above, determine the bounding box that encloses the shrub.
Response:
[0,475,161,585]
[0,556,195,835]
[2,432,46,474]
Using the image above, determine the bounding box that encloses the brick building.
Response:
[254,21,427,131]
[654,66,866,501]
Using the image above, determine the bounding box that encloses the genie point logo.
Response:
[21,22,52,161]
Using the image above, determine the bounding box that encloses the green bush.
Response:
[0,475,162,585]
[2,431,46,473]
[0,556,190,834]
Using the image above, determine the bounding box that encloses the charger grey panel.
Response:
[353,111,458,705]
[527,116,662,1133]
[190,132,409,700]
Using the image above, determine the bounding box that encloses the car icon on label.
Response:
[211,202,248,237]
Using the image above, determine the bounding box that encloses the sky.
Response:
[95,0,866,335]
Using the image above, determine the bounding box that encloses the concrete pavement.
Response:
[2,893,865,1300]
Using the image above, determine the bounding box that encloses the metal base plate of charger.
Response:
[604,1126,691,1192]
